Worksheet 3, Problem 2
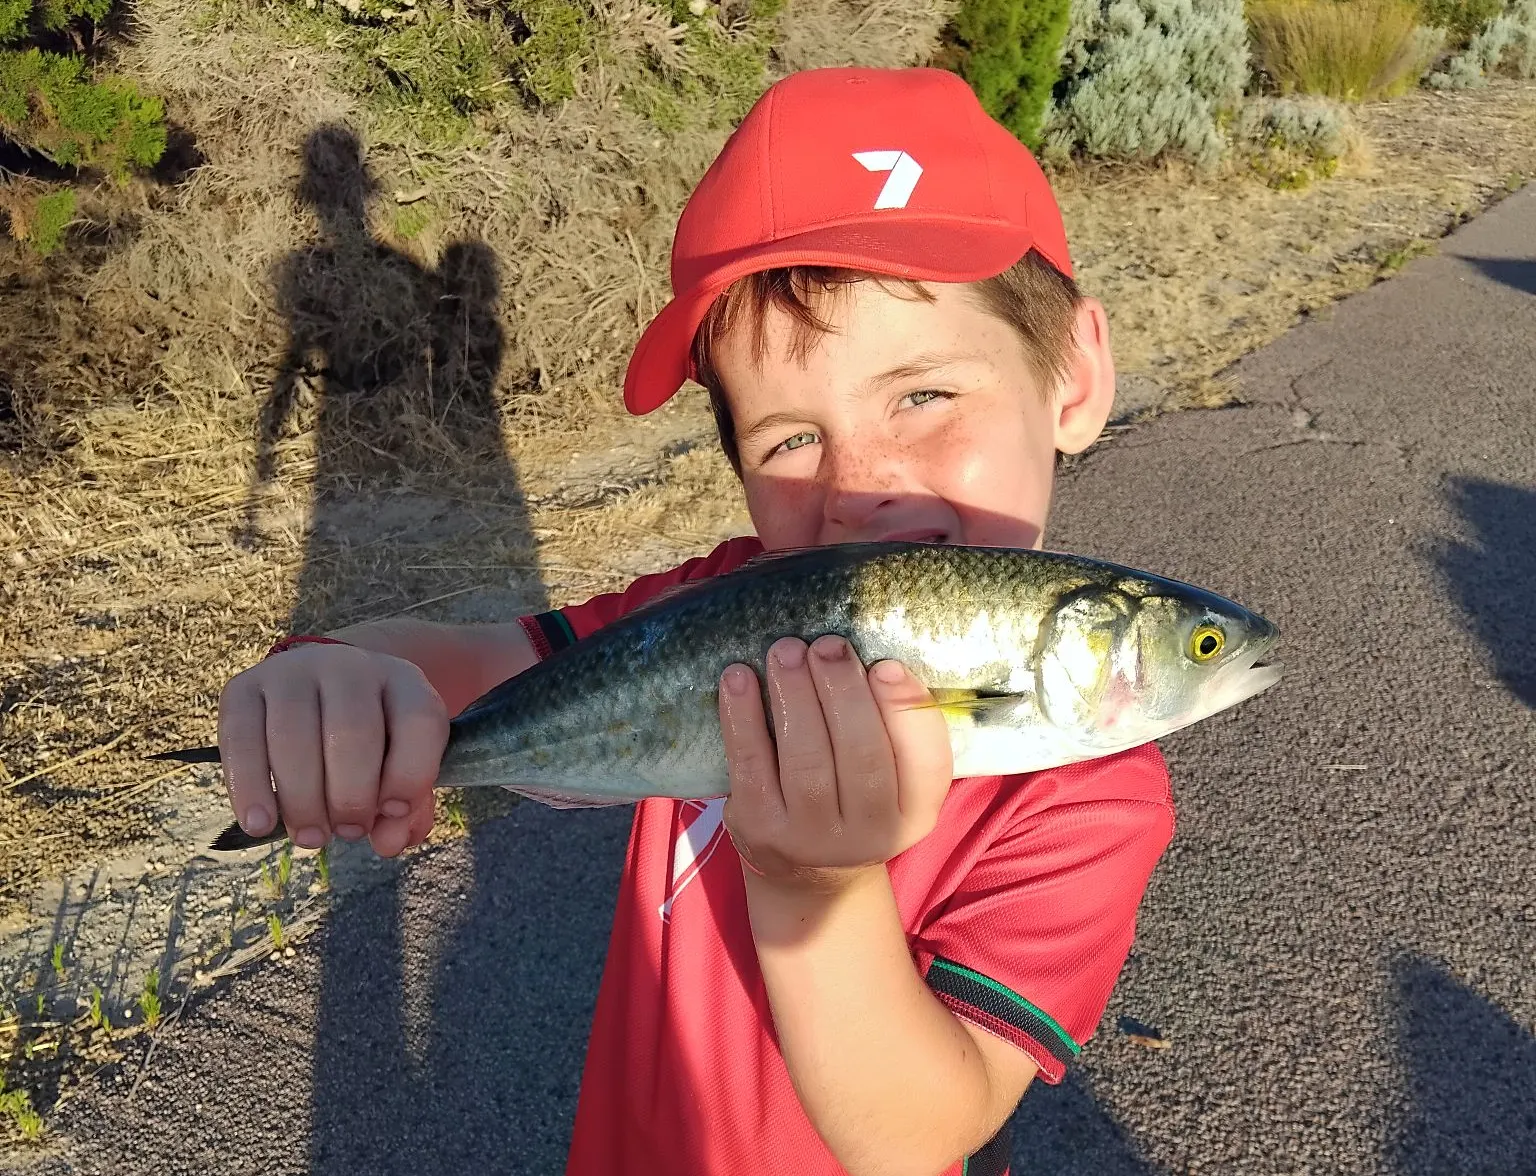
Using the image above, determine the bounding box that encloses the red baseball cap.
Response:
[622,66,1073,415]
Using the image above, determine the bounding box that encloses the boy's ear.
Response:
[1052,298,1116,456]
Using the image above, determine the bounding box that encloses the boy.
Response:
[217,68,1173,1176]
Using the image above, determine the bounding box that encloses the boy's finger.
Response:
[217,674,275,837]
[406,790,436,846]
[263,680,330,850]
[369,791,434,858]
[807,635,898,829]
[868,660,953,827]
[718,662,786,829]
[317,673,386,840]
[764,638,840,828]
[378,670,449,815]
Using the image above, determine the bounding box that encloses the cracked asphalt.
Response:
[10,186,1536,1176]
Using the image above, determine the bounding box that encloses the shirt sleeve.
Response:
[914,747,1175,1084]
[516,536,763,657]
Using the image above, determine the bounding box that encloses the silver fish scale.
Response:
[438,551,866,796]
[435,545,1138,798]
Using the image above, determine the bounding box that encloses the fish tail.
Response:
[150,745,223,765]
[206,819,284,853]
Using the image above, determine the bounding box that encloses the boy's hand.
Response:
[217,643,449,857]
[718,636,953,892]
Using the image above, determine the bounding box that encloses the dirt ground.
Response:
[2,67,1535,1147]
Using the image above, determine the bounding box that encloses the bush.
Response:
[0,48,166,178]
[623,0,785,132]
[1247,0,1443,101]
[0,182,73,252]
[0,0,168,253]
[938,0,1073,147]
[1042,0,1249,169]
[1427,0,1536,85]
[1419,0,1505,43]
[1234,93,1354,186]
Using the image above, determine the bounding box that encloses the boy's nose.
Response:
[821,446,912,534]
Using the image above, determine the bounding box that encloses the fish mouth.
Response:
[1214,632,1283,707]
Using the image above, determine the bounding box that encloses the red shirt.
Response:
[518,537,1175,1176]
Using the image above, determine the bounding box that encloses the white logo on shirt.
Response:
[853,150,923,210]
[659,797,728,923]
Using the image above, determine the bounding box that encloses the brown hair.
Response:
[689,249,1083,475]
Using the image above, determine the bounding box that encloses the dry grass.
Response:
[1248,0,1442,101]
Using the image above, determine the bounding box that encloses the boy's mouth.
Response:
[876,529,950,544]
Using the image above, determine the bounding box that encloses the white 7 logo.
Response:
[852,150,924,210]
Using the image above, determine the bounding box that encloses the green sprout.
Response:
[0,1083,44,1141]
[139,972,161,1030]
[316,845,331,889]
[267,912,285,951]
[50,943,65,980]
[86,986,108,1033]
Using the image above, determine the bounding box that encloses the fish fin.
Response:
[911,690,1027,722]
[150,744,223,764]
[734,539,957,573]
[203,820,284,853]
[499,784,638,810]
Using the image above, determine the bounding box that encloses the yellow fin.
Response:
[910,690,1025,722]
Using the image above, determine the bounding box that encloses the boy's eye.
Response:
[903,389,945,408]
[777,430,817,453]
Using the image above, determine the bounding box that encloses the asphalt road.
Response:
[13,186,1536,1176]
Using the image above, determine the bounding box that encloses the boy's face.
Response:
[714,279,1116,552]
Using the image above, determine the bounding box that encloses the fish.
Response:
[154,542,1281,852]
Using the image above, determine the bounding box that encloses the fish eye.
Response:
[1189,625,1225,662]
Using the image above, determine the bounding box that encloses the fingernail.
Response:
[872,660,906,684]
[721,665,753,696]
[294,826,327,849]
[381,800,410,818]
[773,639,806,669]
[812,635,849,661]
[242,805,272,835]
[336,824,365,841]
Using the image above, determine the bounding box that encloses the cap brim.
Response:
[622,217,1039,415]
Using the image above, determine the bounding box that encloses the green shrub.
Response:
[1247,0,1443,101]
[1419,0,1504,43]
[1235,94,1352,186]
[939,0,1073,148]
[624,1,783,132]
[508,0,592,105]
[29,185,73,253]
[0,47,166,178]
[1,0,111,41]
[1428,0,1536,85]
[1043,0,1249,169]
[359,7,510,118]
[1238,94,1347,157]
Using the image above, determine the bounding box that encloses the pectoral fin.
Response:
[915,689,1028,725]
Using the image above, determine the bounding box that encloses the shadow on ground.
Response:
[1011,1069,1155,1174]
[1462,257,1536,296]
[237,122,587,1173]
[1393,954,1536,1173]
[1434,477,1536,708]
[307,806,631,1172]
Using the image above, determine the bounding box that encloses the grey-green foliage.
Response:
[1236,95,1347,161]
[1428,0,1536,85]
[1042,0,1248,169]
